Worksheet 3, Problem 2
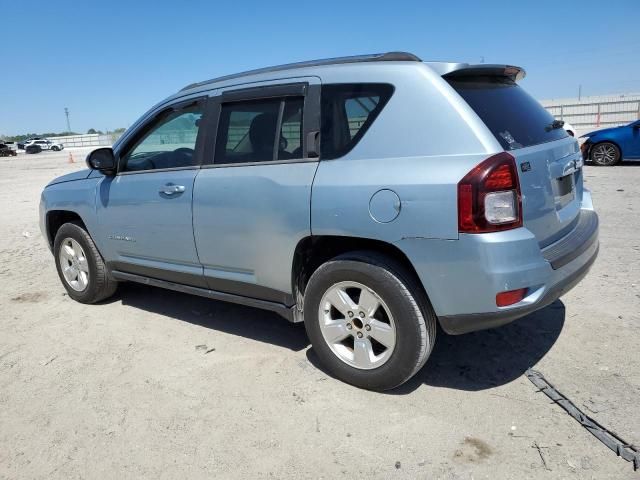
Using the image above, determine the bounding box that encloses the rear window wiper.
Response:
[545,119,565,132]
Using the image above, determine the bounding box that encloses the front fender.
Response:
[40,178,102,251]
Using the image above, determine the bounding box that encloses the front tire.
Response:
[51,146,59,151]
[303,251,436,391]
[54,222,117,303]
[590,142,620,166]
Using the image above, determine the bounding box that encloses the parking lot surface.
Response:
[0,148,638,479]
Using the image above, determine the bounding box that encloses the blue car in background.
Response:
[581,119,640,166]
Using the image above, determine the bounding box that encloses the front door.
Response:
[193,80,321,304]
[96,98,208,287]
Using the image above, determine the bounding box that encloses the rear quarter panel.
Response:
[311,63,500,242]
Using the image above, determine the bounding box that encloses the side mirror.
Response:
[633,122,640,129]
[86,148,116,175]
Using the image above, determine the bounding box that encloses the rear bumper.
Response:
[438,240,598,334]
[541,209,598,270]
[395,193,599,335]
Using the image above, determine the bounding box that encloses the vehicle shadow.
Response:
[113,283,310,352]
[392,301,566,393]
[307,300,566,394]
[112,283,565,392]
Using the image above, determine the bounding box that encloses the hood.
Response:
[46,169,92,187]
[581,126,621,138]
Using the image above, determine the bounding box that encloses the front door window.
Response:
[121,105,203,172]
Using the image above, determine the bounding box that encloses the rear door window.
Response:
[215,97,304,164]
[320,83,394,159]
[446,76,567,150]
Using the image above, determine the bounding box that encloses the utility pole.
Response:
[578,85,582,102]
[64,107,71,132]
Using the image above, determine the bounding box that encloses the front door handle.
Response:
[160,184,185,195]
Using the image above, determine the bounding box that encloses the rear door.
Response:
[192,79,321,303]
[447,74,583,247]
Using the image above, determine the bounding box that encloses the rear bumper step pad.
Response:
[542,210,599,270]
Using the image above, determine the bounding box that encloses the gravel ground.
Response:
[0,148,638,479]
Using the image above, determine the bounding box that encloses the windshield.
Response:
[447,75,568,150]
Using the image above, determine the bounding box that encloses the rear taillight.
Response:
[457,152,522,233]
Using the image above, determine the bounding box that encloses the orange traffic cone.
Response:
[68,153,74,164]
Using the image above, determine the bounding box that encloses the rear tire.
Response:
[54,222,117,303]
[303,251,436,391]
[51,146,59,151]
[590,142,620,166]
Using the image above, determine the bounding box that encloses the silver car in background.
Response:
[39,52,598,390]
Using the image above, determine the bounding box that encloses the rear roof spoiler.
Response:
[441,64,526,82]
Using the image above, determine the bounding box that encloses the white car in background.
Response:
[24,139,64,151]
[563,122,576,137]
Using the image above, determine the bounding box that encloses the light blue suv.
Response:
[40,52,599,390]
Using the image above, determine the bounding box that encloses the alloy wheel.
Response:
[591,143,618,165]
[318,281,396,370]
[58,238,90,291]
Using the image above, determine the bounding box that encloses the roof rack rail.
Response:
[180,51,421,92]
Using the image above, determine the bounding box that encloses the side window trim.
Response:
[115,96,209,175]
[303,84,321,158]
[203,82,320,167]
[221,82,307,101]
[272,100,286,161]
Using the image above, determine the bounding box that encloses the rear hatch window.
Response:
[447,73,583,247]
[446,75,567,150]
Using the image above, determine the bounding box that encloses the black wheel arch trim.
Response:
[45,210,89,250]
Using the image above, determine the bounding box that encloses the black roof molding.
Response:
[180,52,422,92]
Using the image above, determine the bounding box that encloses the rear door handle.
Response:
[160,184,185,195]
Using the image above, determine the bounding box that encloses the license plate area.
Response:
[555,174,575,209]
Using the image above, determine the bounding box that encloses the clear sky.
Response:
[1,0,638,136]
